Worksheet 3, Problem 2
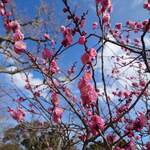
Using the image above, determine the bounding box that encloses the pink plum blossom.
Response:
[14,41,26,54]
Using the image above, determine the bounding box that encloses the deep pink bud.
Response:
[115,23,122,30]
[78,36,86,45]
[81,53,91,64]
[44,33,50,40]
[2,0,10,3]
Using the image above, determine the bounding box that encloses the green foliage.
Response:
[0,143,21,150]
[86,142,108,150]
[0,121,77,150]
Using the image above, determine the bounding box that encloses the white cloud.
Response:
[96,35,122,71]
[4,71,48,97]
[8,71,42,88]
[96,35,150,90]
[144,35,150,48]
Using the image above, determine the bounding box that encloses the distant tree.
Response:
[0,143,21,150]
[1,121,77,150]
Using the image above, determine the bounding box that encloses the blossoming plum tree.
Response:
[0,0,150,149]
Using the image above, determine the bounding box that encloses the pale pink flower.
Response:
[50,59,59,74]
[0,7,5,16]
[8,20,21,32]
[61,27,73,47]
[89,115,105,135]
[54,107,63,117]
[0,2,4,7]
[60,25,66,33]
[8,107,25,122]
[51,92,60,106]
[14,41,26,54]
[13,30,24,41]
[89,48,97,57]
[102,13,110,25]
[84,72,92,81]
[64,88,72,98]
[78,76,98,107]
[51,39,55,47]
[53,107,63,123]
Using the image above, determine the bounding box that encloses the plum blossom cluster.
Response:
[78,72,98,107]
[0,0,26,54]
[96,0,112,25]
[53,107,63,124]
[125,113,147,137]
[0,0,27,122]
[8,107,25,122]
[7,20,26,54]
[42,48,59,74]
[79,114,105,140]
[81,48,97,65]
[111,19,150,50]
[50,92,63,123]
[60,25,73,47]
[144,0,150,11]
[88,114,105,135]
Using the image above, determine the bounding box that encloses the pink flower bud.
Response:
[80,19,86,28]
[9,20,21,32]
[60,25,66,33]
[102,13,110,25]
[136,23,143,29]
[13,30,24,41]
[89,48,97,57]
[8,107,25,122]
[78,36,86,45]
[144,3,148,9]
[0,8,5,16]
[115,23,122,30]
[44,33,50,40]
[92,22,97,29]
[42,48,52,59]
[81,53,91,64]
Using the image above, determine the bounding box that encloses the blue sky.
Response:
[0,0,150,139]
